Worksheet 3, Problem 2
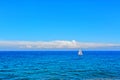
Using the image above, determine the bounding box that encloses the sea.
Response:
[0,51,120,80]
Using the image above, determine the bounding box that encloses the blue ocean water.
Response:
[0,51,120,80]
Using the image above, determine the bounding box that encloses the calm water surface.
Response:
[0,51,120,80]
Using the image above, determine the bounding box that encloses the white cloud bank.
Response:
[0,40,120,50]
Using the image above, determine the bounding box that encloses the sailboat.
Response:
[78,49,83,56]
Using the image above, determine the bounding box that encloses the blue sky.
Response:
[0,0,120,50]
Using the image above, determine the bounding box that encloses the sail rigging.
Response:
[78,49,83,56]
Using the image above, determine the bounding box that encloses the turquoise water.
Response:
[0,51,120,80]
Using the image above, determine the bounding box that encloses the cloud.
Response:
[0,40,120,49]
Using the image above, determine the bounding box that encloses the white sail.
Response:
[78,49,83,56]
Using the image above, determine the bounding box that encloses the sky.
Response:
[0,0,120,50]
